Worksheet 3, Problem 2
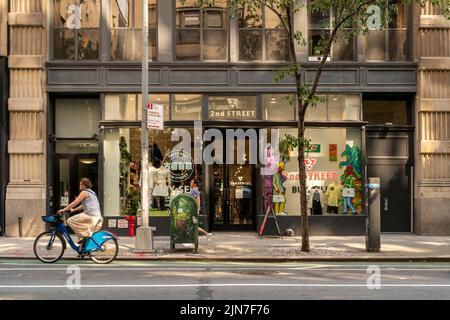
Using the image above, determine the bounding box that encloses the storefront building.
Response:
[3,0,450,236]
[0,0,7,236]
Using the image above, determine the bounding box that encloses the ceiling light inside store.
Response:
[79,159,97,165]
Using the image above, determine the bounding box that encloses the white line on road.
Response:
[2,283,450,289]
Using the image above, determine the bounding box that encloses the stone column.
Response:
[415,1,450,235]
[5,0,48,237]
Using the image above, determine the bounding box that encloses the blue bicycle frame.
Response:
[46,216,116,254]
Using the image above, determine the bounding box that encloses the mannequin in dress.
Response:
[152,165,171,210]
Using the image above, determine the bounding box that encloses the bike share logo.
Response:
[163,150,194,183]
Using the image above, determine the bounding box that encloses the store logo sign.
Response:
[163,150,194,183]
[304,159,317,171]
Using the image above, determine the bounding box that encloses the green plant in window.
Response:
[124,185,141,216]
[119,136,131,206]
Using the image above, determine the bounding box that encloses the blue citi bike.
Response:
[33,214,119,264]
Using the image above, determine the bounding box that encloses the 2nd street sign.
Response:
[147,102,164,130]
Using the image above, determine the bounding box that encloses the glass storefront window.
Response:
[208,96,257,120]
[53,0,100,60]
[105,94,138,121]
[103,128,202,217]
[328,95,360,121]
[176,0,228,61]
[172,94,202,120]
[137,94,170,121]
[55,99,100,138]
[363,100,409,125]
[305,96,327,121]
[273,127,363,216]
[304,95,361,121]
[110,0,157,61]
[263,94,295,121]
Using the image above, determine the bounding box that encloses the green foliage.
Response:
[278,134,311,161]
[124,186,141,216]
[119,137,131,199]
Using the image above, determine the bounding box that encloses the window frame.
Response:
[51,0,102,61]
[175,0,230,62]
[365,2,410,62]
[237,4,291,62]
[109,0,159,61]
[307,5,356,62]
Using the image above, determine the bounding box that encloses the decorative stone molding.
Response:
[8,140,44,154]
[7,13,45,26]
[8,55,45,69]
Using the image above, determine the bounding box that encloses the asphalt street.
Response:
[1,259,450,300]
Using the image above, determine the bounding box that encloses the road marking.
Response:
[2,283,450,289]
[1,267,450,272]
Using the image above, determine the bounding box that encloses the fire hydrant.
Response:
[125,216,136,237]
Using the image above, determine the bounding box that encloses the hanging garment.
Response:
[325,182,342,207]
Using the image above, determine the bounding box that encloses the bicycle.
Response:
[33,214,119,264]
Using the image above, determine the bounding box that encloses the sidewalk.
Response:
[1,232,450,261]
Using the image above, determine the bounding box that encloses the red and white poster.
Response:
[147,102,164,130]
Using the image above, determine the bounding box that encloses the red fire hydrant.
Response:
[125,216,136,237]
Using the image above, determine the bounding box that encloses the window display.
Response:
[103,128,202,217]
[268,127,363,216]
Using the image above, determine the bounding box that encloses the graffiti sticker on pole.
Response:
[147,102,164,130]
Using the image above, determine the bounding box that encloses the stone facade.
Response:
[414,2,450,235]
[1,0,450,236]
[5,0,47,236]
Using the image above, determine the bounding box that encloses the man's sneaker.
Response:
[207,233,213,241]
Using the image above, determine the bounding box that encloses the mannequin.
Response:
[153,165,171,210]
[308,186,324,215]
[272,162,287,215]
[326,181,341,214]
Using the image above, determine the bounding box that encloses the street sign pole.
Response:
[135,0,154,252]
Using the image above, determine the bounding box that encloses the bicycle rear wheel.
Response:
[89,238,118,264]
[33,232,65,263]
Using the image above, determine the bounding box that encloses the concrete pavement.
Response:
[1,232,450,261]
[2,260,450,299]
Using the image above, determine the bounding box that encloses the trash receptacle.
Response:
[170,194,198,253]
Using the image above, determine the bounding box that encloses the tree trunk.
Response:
[297,104,309,252]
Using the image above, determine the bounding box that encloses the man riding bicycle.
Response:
[57,178,103,246]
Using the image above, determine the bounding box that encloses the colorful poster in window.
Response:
[305,144,321,153]
[329,144,338,161]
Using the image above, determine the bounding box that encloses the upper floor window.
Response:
[366,1,409,61]
[53,0,100,60]
[308,5,355,61]
[176,0,228,61]
[238,4,290,61]
[110,0,157,61]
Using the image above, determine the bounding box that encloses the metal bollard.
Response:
[366,177,381,252]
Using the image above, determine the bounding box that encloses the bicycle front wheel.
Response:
[89,238,118,264]
[33,232,65,263]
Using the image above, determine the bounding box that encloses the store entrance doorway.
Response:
[54,154,98,213]
[206,128,257,231]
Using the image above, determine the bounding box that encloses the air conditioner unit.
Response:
[308,56,331,62]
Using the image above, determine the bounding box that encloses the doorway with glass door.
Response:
[210,163,256,231]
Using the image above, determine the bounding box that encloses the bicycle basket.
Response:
[42,215,60,223]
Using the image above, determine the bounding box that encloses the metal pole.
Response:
[135,0,153,251]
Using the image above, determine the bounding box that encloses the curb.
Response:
[2,255,450,262]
